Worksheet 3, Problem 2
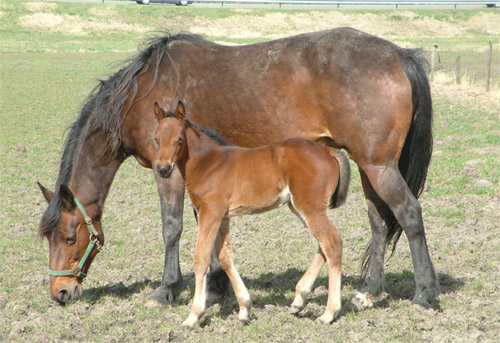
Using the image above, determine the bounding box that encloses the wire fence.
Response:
[422,41,499,92]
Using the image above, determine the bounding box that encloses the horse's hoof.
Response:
[412,294,433,309]
[346,292,373,312]
[148,287,178,308]
[412,286,440,309]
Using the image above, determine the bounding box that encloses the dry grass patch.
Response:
[191,11,500,40]
[88,6,118,18]
[18,12,152,36]
[25,2,58,12]
[432,71,500,110]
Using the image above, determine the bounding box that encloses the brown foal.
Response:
[152,101,350,327]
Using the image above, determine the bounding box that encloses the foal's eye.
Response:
[66,237,76,245]
[177,137,184,144]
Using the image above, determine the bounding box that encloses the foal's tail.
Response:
[329,149,351,209]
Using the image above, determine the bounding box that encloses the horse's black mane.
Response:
[39,32,205,239]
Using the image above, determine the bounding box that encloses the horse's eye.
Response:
[177,137,184,144]
[66,237,76,245]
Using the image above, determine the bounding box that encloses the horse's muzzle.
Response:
[52,282,82,304]
[157,163,174,178]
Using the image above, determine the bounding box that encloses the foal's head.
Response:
[153,101,188,178]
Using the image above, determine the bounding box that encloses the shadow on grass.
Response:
[207,268,465,321]
[81,279,160,303]
[80,268,464,322]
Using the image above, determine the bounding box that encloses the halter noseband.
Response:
[48,197,102,279]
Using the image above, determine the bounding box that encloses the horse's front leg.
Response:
[147,169,185,307]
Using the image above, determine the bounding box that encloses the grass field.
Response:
[1,1,499,342]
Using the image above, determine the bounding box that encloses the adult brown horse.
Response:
[153,101,350,326]
[38,27,438,310]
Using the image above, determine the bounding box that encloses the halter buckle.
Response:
[90,233,103,252]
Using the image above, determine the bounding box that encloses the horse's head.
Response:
[153,101,188,179]
[38,183,103,304]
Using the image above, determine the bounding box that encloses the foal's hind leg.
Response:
[214,218,252,324]
[314,219,342,324]
[362,164,439,308]
[298,210,343,324]
[290,248,326,314]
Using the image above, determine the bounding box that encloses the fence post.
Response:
[486,41,492,92]
[455,56,461,85]
[430,44,437,81]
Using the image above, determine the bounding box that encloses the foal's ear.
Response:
[175,101,186,120]
[153,101,165,122]
[37,182,54,204]
[58,184,76,212]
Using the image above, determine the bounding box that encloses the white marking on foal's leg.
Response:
[290,250,325,314]
[316,265,341,324]
[182,272,208,328]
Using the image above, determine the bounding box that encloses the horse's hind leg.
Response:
[348,170,390,311]
[362,164,439,308]
[290,248,326,314]
[214,218,252,324]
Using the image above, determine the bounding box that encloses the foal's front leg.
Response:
[214,218,252,324]
[182,210,225,328]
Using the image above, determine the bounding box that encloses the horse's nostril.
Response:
[157,163,173,178]
[74,284,82,299]
[57,288,70,304]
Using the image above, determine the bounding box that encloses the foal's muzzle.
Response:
[157,162,174,178]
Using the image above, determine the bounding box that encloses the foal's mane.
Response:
[39,32,205,239]
[187,119,232,147]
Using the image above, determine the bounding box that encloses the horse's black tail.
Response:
[362,48,433,272]
[329,149,351,209]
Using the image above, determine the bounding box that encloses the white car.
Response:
[136,0,193,5]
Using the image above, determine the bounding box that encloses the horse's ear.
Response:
[153,101,165,122]
[176,101,186,120]
[58,184,76,211]
[37,182,54,204]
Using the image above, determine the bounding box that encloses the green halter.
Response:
[48,197,102,279]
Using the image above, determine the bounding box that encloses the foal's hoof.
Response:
[316,314,334,325]
[182,316,198,329]
[346,292,373,312]
[289,304,304,315]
